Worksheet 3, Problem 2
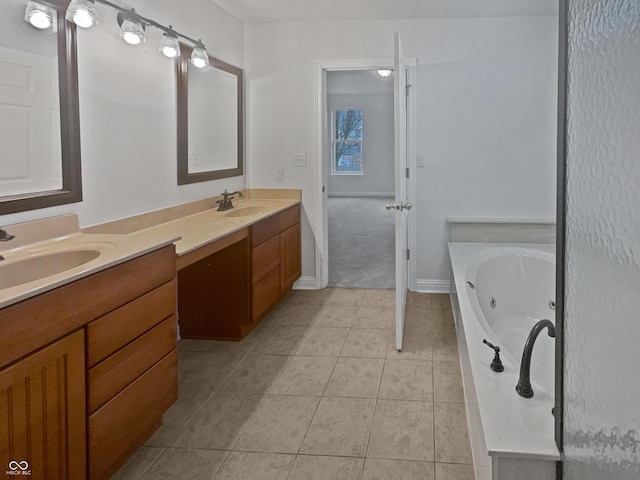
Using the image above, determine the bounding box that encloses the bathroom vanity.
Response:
[177,204,301,340]
[0,244,178,480]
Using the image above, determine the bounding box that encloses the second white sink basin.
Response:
[225,205,276,218]
[0,249,102,289]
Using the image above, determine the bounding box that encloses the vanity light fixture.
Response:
[63,0,210,64]
[65,0,99,28]
[376,69,393,78]
[24,1,56,30]
[190,43,210,68]
[159,28,180,58]
[117,11,145,45]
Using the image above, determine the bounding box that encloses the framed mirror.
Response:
[0,0,82,215]
[176,45,243,184]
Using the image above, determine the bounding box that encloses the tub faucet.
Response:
[516,319,555,398]
[0,228,15,242]
[216,190,244,211]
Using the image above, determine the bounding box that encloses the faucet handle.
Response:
[483,339,499,353]
[483,339,504,373]
[0,228,15,242]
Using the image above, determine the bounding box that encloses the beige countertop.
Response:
[0,189,300,309]
[141,196,299,256]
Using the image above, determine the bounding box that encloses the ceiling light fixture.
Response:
[376,69,393,78]
[117,11,145,45]
[65,0,98,29]
[24,1,56,30]
[60,0,210,63]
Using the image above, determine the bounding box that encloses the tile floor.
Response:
[111,289,474,480]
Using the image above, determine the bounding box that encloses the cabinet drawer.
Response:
[251,204,300,247]
[89,350,178,480]
[251,268,280,322]
[86,279,176,367]
[88,315,176,414]
[252,235,280,284]
[252,267,281,322]
[0,245,175,369]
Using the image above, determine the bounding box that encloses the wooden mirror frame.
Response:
[0,0,82,215]
[176,45,244,185]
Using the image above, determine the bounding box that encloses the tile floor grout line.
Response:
[130,445,167,480]
[432,318,438,467]
[207,449,230,480]
[363,396,379,462]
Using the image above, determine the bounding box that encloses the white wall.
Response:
[327,92,394,196]
[244,17,558,284]
[563,1,640,478]
[414,53,557,285]
[0,0,244,229]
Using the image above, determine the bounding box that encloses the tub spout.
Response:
[516,319,555,398]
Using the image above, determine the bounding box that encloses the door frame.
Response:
[314,58,417,289]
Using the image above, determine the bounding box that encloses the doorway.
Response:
[325,69,395,289]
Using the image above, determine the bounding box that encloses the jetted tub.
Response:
[448,243,560,480]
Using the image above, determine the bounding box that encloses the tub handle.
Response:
[483,339,505,373]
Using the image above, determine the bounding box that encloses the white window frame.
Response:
[331,108,364,176]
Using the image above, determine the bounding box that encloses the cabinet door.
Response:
[0,330,86,480]
[280,222,302,292]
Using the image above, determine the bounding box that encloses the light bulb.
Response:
[25,1,56,30]
[190,45,209,68]
[119,18,145,45]
[30,11,51,29]
[65,0,98,28]
[159,32,180,58]
[376,69,393,78]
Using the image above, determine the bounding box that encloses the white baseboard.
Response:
[328,192,394,198]
[293,276,318,290]
[416,279,450,294]
[294,277,450,293]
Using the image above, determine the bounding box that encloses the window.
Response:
[332,109,363,174]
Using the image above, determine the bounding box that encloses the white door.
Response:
[392,33,410,351]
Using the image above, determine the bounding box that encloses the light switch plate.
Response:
[293,153,307,167]
[417,153,426,167]
[276,167,284,181]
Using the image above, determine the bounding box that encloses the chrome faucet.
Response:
[216,190,243,211]
[516,319,556,398]
[0,228,15,242]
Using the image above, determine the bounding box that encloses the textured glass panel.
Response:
[564,1,640,479]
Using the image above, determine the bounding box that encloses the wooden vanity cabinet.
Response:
[177,204,301,341]
[0,245,178,480]
[250,205,301,323]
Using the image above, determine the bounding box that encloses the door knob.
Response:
[385,203,398,211]
[401,202,412,211]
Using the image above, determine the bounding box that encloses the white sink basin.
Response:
[0,249,102,289]
[225,205,276,218]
